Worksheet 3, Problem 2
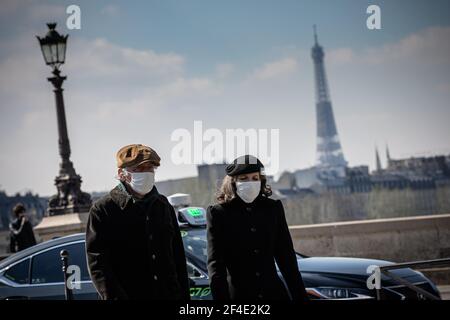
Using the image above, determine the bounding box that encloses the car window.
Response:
[31,242,90,285]
[3,258,30,285]
[182,229,207,263]
[187,262,205,279]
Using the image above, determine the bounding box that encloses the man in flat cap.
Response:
[86,144,190,300]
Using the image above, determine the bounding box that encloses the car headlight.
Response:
[306,287,374,300]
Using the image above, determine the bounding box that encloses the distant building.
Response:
[346,166,372,193]
[197,162,228,190]
[156,176,198,197]
[285,152,450,196]
[379,153,450,189]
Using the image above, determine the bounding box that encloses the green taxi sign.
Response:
[187,207,203,217]
[178,207,207,226]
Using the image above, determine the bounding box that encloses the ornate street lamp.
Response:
[37,23,91,216]
[37,22,68,70]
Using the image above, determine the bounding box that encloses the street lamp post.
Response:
[37,23,91,216]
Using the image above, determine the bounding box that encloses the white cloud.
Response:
[328,26,450,66]
[67,38,185,79]
[249,57,298,81]
[367,26,450,65]
[327,48,355,65]
[215,63,235,79]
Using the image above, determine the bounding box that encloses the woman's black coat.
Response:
[206,195,308,301]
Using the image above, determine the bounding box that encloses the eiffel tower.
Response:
[311,25,347,177]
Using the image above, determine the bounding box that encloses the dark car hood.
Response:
[297,257,424,281]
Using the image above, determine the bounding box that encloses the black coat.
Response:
[9,217,36,253]
[207,195,308,301]
[85,184,190,300]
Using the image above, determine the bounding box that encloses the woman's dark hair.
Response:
[13,203,26,217]
[216,173,272,204]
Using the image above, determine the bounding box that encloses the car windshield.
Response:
[181,228,207,264]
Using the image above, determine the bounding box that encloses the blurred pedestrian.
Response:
[9,203,36,253]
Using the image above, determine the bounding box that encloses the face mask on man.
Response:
[123,169,155,195]
[235,181,261,203]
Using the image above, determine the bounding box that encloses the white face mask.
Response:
[123,170,155,195]
[235,181,261,203]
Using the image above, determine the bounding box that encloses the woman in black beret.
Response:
[206,155,309,301]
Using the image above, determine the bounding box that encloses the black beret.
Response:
[226,155,265,176]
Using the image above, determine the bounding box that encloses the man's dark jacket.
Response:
[85,184,190,300]
[9,217,36,253]
[207,195,309,301]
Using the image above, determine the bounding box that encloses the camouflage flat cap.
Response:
[116,144,161,168]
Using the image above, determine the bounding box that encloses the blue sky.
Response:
[1,0,450,196]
